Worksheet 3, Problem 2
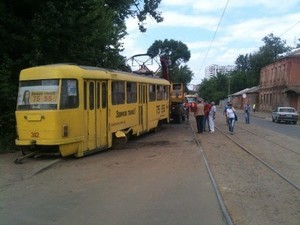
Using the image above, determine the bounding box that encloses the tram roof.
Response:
[20,64,170,85]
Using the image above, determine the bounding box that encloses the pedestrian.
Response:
[203,100,211,131]
[209,101,216,133]
[226,103,236,135]
[223,101,230,125]
[252,103,256,113]
[194,99,205,133]
[244,103,251,124]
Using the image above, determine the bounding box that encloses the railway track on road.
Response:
[215,125,300,191]
[189,114,300,225]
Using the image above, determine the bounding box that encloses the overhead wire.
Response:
[278,19,300,37]
[198,0,230,76]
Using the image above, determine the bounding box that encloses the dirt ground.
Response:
[1,122,226,225]
[1,109,299,225]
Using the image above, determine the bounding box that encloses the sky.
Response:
[120,0,300,86]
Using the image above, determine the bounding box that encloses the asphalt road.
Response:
[236,111,300,140]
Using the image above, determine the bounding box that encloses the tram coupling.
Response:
[14,151,39,164]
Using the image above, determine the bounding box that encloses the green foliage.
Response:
[0,57,18,152]
[171,65,194,91]
[105,0,163,32]
[146,39,192,84]
[147,39,191,68]
[234,33,292,87]
[198,73,228,103]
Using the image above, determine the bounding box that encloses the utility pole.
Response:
[228,76,230,96]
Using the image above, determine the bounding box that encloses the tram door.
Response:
[139,84,147,131]
[96,81,107,147]
[84,80,108,151]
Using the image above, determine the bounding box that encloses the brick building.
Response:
[229,86,259,109]
[259,49,300,112]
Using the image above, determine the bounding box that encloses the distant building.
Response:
[259,48,300,112]
[229,86,259,109]
[205,64,235,78]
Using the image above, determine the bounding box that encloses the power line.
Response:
[279,19,300,37]
[199,0,230,75]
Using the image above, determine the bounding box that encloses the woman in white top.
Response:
[208,101,216,133]
[226,103,236,134]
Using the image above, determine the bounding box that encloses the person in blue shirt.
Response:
[244,103,251,124]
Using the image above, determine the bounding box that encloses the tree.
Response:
[147,39,191,68]
[235,54,250,72]
[105,0,163,32]
[198,73,228,103]
[146,39,192,84]
[259,33,292,61]
[171,65,194,90]
[231,33,293,89]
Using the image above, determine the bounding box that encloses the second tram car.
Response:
[15,64,170,158]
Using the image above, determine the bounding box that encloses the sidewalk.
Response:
[237,109,272,119]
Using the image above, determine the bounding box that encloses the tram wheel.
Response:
[21,146,31,156]
[154,120,163,132]
[112,135,127,149]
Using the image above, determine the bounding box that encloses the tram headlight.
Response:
[62,125,68,137]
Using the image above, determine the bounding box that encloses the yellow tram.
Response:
[15,64,170,158]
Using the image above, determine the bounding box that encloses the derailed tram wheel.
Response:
[112,135,128,149]
[21,146,31,156]
[154,120,163,132]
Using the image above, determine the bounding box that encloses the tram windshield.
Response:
[186,97,197,103]
[17,79,78,110]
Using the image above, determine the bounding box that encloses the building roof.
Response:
[230,86,259,97]
[278,48,300,59]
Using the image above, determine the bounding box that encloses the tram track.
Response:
[237,126,300,156]
[189,123,233,225]
[215,125,300,191]
[188,116,300,225]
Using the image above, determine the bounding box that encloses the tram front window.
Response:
[17,79,59,110]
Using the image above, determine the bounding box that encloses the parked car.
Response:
[272,107,299,124]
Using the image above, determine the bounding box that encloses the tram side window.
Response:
[96,82,100,109]
[157,85,163,100]
[102,82,107,108]
[127,82,137,103]
[60,79,79,109]
[164,86,169,100]
[149,84,156,102]
[89,82,94,110]
[112,81,125,105]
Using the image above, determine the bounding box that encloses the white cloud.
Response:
[159,11,218,29]
[122,0,300,85]
[163,0,300,13]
